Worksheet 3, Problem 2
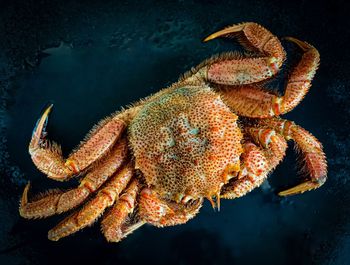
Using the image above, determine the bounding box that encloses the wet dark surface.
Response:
[0,0,350,264]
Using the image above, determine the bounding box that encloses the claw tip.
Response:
[202,35,214,42]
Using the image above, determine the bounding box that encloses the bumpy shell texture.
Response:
[129,86,243,201]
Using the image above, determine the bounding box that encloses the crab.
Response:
[19,22,327,242]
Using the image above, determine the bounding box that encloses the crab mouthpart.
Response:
[206,190,222,211]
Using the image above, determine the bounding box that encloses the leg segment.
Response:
[221,129,287,199]
[200,22,286,85]
[221,142,269,199]
[219,37,320,118]
[19,139,128,219]
[257,118,327,195]
[47,162,133,241]
[246,128,288,170]
[138,188,202,227]
[29,104,126,181]
[101,180,143,242]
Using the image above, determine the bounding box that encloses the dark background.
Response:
[1,0,350,264]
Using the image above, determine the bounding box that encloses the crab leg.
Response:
[200,22,286,85]
[257,118,327,195]
[246,128,288,170]
[219,37,320,118]
[29,104,126,181]
[47,162,133,241]
[221,129,287,199]
[20,139,128,219]
[101,180,143,242]
[139,188,202,227]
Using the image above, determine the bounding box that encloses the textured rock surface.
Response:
[0,0,349,264]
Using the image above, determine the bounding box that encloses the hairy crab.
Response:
[19,22,327,242]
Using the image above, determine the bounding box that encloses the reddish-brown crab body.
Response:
[129,86,242,202]
[19,22,327,242]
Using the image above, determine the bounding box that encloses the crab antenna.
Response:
[207,196,216,211]
[207,194,221,211]
[216,192,221,212]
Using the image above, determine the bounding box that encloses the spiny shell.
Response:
[129,86,243,201]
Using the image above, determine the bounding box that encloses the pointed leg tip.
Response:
[42,103,54,118]
[278,180,321,196]
[284,36,312,51]
[203,29,230,42]
[202,34,216,42]
[30,103,55,150]
[19,182,31,218]
[25,181,31,189]
[21,182,31,205]
[203,23,246,43]
[37,103,54,127]
[47,103,54,110]
[278,190,294,197]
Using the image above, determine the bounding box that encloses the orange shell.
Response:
[129,87,243,201]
